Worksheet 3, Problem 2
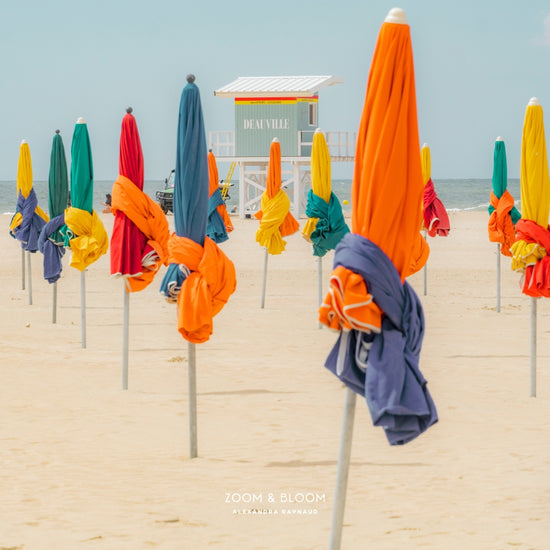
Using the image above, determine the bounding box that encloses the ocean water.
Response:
[0,177,521,217]
[330,178,522,214]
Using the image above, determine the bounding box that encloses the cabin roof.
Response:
[214,75,343,98]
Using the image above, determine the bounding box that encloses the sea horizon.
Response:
[0,177,521,217]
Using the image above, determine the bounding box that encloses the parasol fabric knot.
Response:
[166,234,236,343]
[111,175,170,291]
[304,190,349,257]
[511,219,550,297]
[488,190,518,255]
[422,179,450,237]
[62,207,109,271]
[186,74,196,83]
[38,213,67,283]
[207,187,230,243]
[9,188,49,252]
[321,233,438,445]
[255,189,296,254]
[126,107,133,114]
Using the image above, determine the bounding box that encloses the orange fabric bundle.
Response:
[514,219,550,297]
[488,190,516,256]
[111,174,170,291]
[319,266,383,332]
[167,233,236,343]
[208,151,233,232]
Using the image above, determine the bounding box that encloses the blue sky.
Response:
[1,0,550,181]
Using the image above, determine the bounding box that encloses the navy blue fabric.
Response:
[305,191,349,257]
[325,232,438,445]
[10,189,47,252]
[38,214,66,283]
[206,188,229,243]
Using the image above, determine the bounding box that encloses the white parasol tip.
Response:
[496,136,503,141]
[385,7,407,24]
[272,137,279,143]
[20,139,27,145]
[528,97,540,106]
[421,142,429,149]
[315,128,323,134]
[76,117,86,124]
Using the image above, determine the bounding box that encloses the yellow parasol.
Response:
[303,129,332,240]
[9,140,49,303]
[510,97,550,396]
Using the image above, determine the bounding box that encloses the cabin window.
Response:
[309,102,318,126]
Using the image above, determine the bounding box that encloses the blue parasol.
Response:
[160,76,209,303]
[160,75,236,458]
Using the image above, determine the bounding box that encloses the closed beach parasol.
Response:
[206,149,233,243]
[255,138,300,307]
[111,107,149,281]
[488,137,520,312]
[510,97,550,396]
[62,118,109,348]
[303,128,349,322]
[110,108,169,389]
[421,143,450,238]
[38,130,69,322]
[420,143,450,295]
[159,75,236,457]
[319,9,437,548]
[9,140,49,304]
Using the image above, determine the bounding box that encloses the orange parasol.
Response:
[206,150,233,241]
[323,8,437,548]
[351,17,429,281]
[255,138,299,254]
[255,138,300,307]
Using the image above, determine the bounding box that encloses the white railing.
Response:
[209,131,234,157]
[297,131,357,159]
[209,130,356,159]
[299,131,356,159]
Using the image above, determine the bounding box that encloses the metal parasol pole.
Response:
[122,284,130,390]
[496,244,501,313]
[52,282,57,324]
[423,229,428,296]
[329,388,357,550]
[530,297,537,397]
[188,341,198,458]
[80,270,86,348]
[27,251,32,305]
[318,256,323,329]
[260,247,268,308]
[21,249,25,290]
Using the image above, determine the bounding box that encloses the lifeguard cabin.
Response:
[211,75,355,218]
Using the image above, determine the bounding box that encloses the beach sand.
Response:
[1,210,549,550]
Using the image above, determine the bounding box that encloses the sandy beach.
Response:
[1,210,549,550]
